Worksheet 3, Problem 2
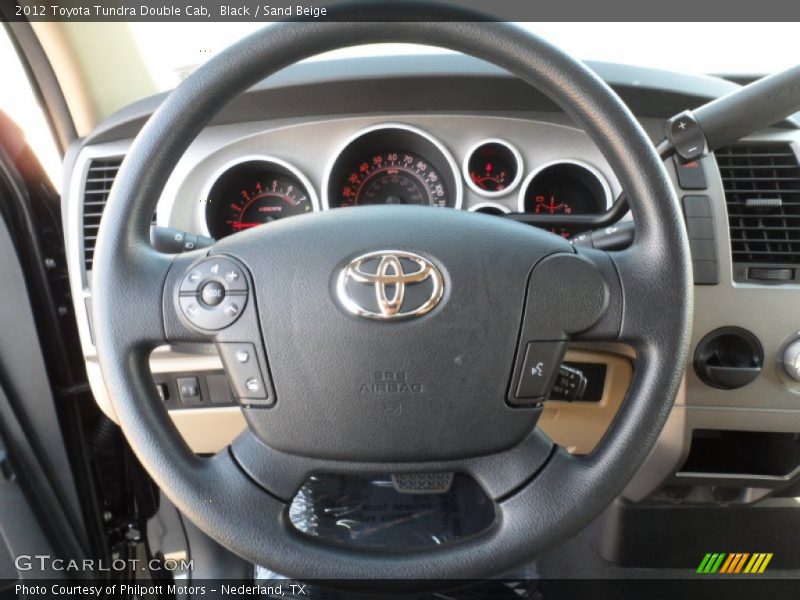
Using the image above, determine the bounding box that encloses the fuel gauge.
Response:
[464,139,523,197]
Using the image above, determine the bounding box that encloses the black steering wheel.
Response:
[93,8,692,580]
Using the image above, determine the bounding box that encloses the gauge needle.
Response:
[231,222,262,230]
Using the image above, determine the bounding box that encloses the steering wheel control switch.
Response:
[550,365,588,401]
[511,341,567,406]
[150,224,214,254]
[178,256,249,330]
[217,342,273,406]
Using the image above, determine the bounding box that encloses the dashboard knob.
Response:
[783,340,800,382]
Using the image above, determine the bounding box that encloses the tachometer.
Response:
[205,159,317,239]
[337,151,448,207]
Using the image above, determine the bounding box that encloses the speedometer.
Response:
[337,151,448,207]
[325,124,462,211]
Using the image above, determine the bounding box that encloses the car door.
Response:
[0,110,89,583]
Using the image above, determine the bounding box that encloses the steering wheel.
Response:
[93,7,692,580]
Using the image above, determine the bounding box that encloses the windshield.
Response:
[129,22,799,91]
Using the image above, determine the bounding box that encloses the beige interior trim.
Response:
[30,22,97,136]
[172,407,246,454]
[85,352,247,454]
[30,23,158,135]
[177,347,637,455]
[88,346,636,455]
[538,347,634,455]
[84,342,639,455]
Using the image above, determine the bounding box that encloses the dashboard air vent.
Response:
[82,157,123,270]
[717,143,800,278]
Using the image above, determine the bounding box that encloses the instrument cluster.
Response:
[202,123,610,239]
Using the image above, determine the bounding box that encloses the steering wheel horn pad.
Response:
[191,205,580,462]
[92,10,691,581]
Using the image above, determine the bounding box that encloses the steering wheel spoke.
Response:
[91,244,175,350]
[230,426,554,503]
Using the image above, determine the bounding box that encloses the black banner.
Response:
[3,0,800,22]
[4,578,800,600]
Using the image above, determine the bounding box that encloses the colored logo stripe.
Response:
[744,553,773,574]
[697,553,726,573]
[697,552,773,574]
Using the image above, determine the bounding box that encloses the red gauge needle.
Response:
[231,222,262,230]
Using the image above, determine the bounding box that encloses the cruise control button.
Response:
[200,281,226,306]
[513,341,567,404]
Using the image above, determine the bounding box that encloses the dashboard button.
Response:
[674,158,708,190]
[682,195,713,218]
[513,341,566,404]
[689,239,718,262]
[206,373,237,405]
[685,217,715,240]
[693,260,719,285]
[176,376,202,405]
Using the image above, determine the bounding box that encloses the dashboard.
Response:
[180,117,617,244]
[200,121,611,241]
[63,53,800,505]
